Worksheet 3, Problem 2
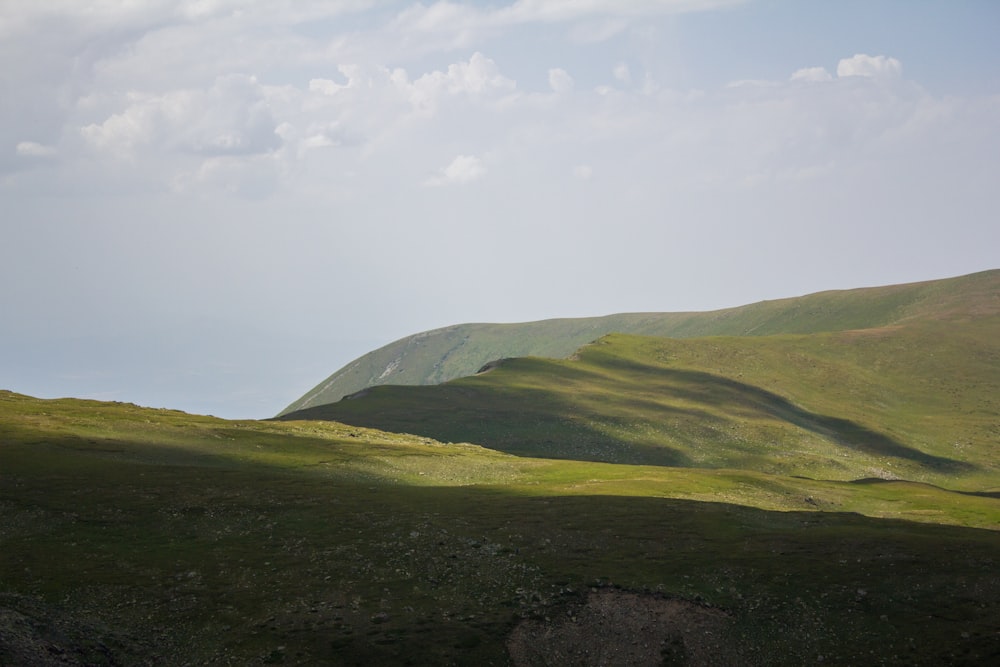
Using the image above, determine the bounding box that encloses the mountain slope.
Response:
[280,289,1000,490]
[280,269,999,415]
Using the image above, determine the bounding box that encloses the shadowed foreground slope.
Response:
[3,391,999,664]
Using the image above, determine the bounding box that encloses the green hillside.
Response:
[3,390,999,664]
[281,318,1000,492]
[280,269,999,415]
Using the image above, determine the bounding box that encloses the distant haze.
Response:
[2,1,998,418]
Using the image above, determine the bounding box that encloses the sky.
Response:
[2,0,999,419]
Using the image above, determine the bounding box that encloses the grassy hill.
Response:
[281,306,1000,493]
[280,269,1000,415]
[2,390,999,664]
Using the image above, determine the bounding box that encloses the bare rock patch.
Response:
[508,588,740,666]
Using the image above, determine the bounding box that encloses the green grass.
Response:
[3,390,1000,664]
[284,315,1000,492]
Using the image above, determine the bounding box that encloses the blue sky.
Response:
[2,1,998,418]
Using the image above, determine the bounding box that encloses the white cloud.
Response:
[80,93,163,159]
[424,154,487,186]
[499,0,742,24]
[572,164,593,179]
[0,1,371,40]
[402,52,517,115]
[309,65,364,96]
[440,52,516,95]
[837,54,902,79]
[16,141,57,158]
[81,74,283,161]
[613,62,632,84]
[184,153,283,198]
[790,67,833,83]
[390,0,742,49]
[548,67,575,93]
[393,1,480,32]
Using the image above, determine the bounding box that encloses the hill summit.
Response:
[281,269,999,416]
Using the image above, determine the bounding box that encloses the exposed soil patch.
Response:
[507,588,741,666]
[0,594,150,666]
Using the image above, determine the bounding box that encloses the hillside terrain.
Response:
[282,271,1000,492]
[2,390,999,664]
[281,269,999,415]
[3,270,999,664]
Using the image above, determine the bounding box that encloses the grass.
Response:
[3,390,1000,664]
[285,316,1000,492]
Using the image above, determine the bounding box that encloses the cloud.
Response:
[80,94,162,159]
[45,47,520,195]
[613,62,632,84]
[424,154,487,186]
[436,52,517,95]
[81,74,282,160]
[401,52,517,115]
[498,0,743,24]
[390,0,742,48]
[181,153,283,198]
[790,67,833,83]
[548,67,575,93]
[16,141,57,158]
[0,1,371,40]
[309,65,364,96]
[572,164,593,179]
[793,56,902,85]
[837,54,902,79]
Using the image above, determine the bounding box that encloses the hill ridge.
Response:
[280,269,999,415]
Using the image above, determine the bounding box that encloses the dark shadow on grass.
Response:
[6,436,1000,666]
[552,355,975,473]
[645,367,976,473]
[284,357,975,473]
[850,477,1000,498]
[281,382,695,467]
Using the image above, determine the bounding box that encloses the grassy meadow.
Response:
[2,388,999,665]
